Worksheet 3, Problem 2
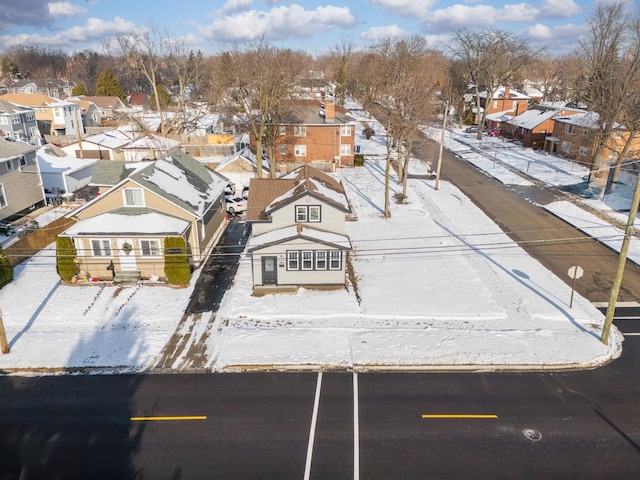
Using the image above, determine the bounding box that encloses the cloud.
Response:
[199,4,355,43]
[222,0,253,14]
[366,0,436,18]
[0,16,136,50]
[0,0,57,30]
[360,24,410,42]
[501,3,540,22]
[48,1,88,18]
[540,0,581,18]
[423,4,498,30]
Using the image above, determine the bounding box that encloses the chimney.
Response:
[504,86,511,98]
[324,100,335,123]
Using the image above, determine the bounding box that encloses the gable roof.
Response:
[279,99,354,126]
[89,160,150,186]
[507,107,583,130]
[247,224,351,252]
[80,96,125,109]
[0,137,38,159]
[62,207,190,236]
[0,99,34,115]
[128,150,228,217]
[246,164,351,222]
[0,93,60,107]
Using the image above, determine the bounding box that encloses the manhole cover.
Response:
[522,429,542,441]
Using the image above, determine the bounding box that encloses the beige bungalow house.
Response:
[59,151,229,282]
[245,165,352,293]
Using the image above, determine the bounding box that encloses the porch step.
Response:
[113,270,141,284]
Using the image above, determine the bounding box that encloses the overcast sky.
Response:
[0,0,612,56]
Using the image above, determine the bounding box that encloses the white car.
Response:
[225,195,247,214]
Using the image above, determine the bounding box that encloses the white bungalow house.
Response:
[245,164,352,293]
[123,134,181,162]
[36,144,97,202]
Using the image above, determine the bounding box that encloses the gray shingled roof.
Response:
[89,160,132,186]
[0,137,37,160]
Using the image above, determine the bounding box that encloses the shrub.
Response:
[0,245,13,288]
[56,236,78,281]
[363,127,375,139]
[354,154,365,166]
[164,237,191,286]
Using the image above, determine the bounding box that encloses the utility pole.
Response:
[434,101,449,191]
[0,308,9,354]
[601,169,640,344]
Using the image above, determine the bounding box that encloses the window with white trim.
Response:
[123,188,144,206]
[295,205,320,223]
[564,124,574,134]
[19,156,27,167]
[91,239,112,256]
[578,146,588,156]
[11,115,20,124]
[140,239,161,256]
[278,125,286,135]
[287,251,299,270]
[280,144,286,155]
[294,126,306,137]
[0,184,7,208]
[294,144,306,156]
[329,251,341,270]
[340,125,352,136]
[5,159,14,172]
[301,251,313,270]
[340,144,351,156]
[493,100,498,108]
[0,116,7,125]
[561,141,571,154]
[315,251,327,270]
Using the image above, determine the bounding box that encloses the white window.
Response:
[287,251,299,270]
[279,144,286,155]
[278,125,286,135]
[295,205,320,223]
[301,251,313,270]
[340,125,352,136]
[340,144,351,156]
[294,126,306,137]
[19,156,27,167]
[512,101,517,109]
[329,250,342,270]
[564,124,574,134]
[11,115,20,124]
[91,239,112,256]
[123,188,144,206]
[0,184,7,208]
[493,100,498,108]
[296,205,308,222]
[0,116,7,125]
[294,145,306,156]
[140,239,160,256]
[308,205,320,222]
[579,146,588,156]
[315,251,327,270]
[561,141,571,154]
[26,112,35,121]
[5,159,14,172]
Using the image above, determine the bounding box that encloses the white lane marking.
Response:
[354,372,360,480]
[623,333,640,336]
[304,372,323,480]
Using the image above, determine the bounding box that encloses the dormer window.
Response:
[295,205,320,223]
[123,188,144,206]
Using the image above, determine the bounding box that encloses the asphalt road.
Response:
[2,337,640,480]
[411,134,640,304]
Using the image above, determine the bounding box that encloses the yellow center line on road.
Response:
[422,414,498,419]
[130,416,207,421]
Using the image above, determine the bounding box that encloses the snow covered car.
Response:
[225,195,247,214]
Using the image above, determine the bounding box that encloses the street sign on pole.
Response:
[567,266,584,308]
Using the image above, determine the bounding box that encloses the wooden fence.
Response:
[4,217,76,267]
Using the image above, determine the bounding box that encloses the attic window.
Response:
[123,188,144,206]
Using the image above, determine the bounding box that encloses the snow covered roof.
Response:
[246,165,351,222]
[505,107,583,130]
[479,86,529,100]
[485,110,513,123]
[123,134,180,151]
[83,129,137,149]
[62,207,190,236]
[553,111,622,130]
[130,150,228,218]
[37,144,97,174]
[247,224,351,252]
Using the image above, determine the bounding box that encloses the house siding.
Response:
[251,238,346,286]
[253,196,346,236]
[0,150,46,221]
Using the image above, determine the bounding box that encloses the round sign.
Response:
[568,266,584,279]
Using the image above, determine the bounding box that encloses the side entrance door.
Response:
[261,256,277,285]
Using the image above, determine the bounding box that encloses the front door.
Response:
[261,256,277,285]
[117,238,137,271]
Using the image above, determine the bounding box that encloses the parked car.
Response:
[488,129,501,137]
[225,195,247,214]
[465,125,478,133]
[241,185,249,199]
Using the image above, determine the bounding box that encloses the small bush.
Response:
[363,127,375,139]
[354,154,365,166]
[0,245,13,288]
[164,237,191,285]
[56,236,78,281]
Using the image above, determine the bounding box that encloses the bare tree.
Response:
[332,36,355,107]
[579,0,640,180]
[215,41,302,178]
[114,25,203,135]
[449,28,538,139]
